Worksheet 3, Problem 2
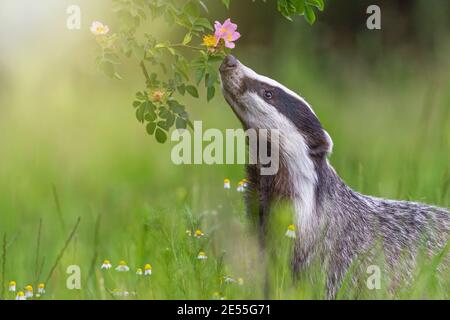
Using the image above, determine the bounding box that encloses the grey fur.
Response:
[219,55,450,299]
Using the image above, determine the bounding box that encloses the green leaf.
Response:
[133,44,145,60]
[159,106,170,119]
[221,0,230,9]
[194,17,213,31]
[195,68,206,86]
[99,61,115,78]
[304,5,316,24]
[146,122,156,135]
[168,100,185,114]
[177,84,186,95]
[184,1,200,18]
[136,106,145,123]
[142,100,156,112]
[176,117,187,129]
[103,52,121,64]
[207,86,215,102]
[292,0,305,14]
[144,109,157,122]
[155,43,176,55]
[165,113,175,128]
[306,0,324,11]
[182,32,192,45]
[198,1,209,13]
[155,128,167,143]
[185,85,199,98]
[207,55,225,63]
[136,91,146,100]
[205,70,218,88]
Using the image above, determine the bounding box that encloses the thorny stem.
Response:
[168,43,204,51]
[140,60,151,84]
[139,42,206,84]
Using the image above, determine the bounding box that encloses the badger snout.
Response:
[219,55,245,98]
[220,55,238,72]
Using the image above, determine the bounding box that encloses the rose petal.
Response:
[231,31,241,41]
[222,19,237,32]
[214,21,222,31]
[225,41,235,49]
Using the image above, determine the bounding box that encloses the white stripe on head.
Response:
[243,92,318,233]
[241,64,317,116]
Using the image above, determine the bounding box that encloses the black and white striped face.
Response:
[219,55,333,158]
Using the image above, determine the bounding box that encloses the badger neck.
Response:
[283,159,316,233]
[286,153,354,241]
[278,134,343,239]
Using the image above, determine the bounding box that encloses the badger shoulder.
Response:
[361,195,449,256]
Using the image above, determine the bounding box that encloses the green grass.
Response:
[0,16,449,300]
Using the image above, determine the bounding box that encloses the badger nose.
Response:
[220,55,238,72]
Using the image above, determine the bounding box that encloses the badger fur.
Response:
[219,55,450,299]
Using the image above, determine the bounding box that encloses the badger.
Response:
[219,55,450,299]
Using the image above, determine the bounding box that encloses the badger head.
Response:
[219,55,333,162]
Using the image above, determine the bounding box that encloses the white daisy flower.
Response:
[194,229,205,238]
[112,289,131,297]
[16,291,26,300]
[37,283,45,295]
[224,276,236,284]
[115,260,130,272]
[224,179,231,189]
[8,280,16,292]
[136,268,143,276]
[101,259,112,269]
[90,21,109,35]
[285,224,296,239]
[236,181,245,192]
[197,251,208,260]
[144,264,152,276]
[24,285,33,298]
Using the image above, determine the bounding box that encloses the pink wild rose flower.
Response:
[214,18,241,49]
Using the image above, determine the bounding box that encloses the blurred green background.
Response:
[0,0,448,299]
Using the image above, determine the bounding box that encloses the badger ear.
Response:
[323,130,333,155]
[309,129,333,157]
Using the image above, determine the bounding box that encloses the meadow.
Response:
[0,0,449,300]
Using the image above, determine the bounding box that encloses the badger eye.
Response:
[263,90,273,100]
